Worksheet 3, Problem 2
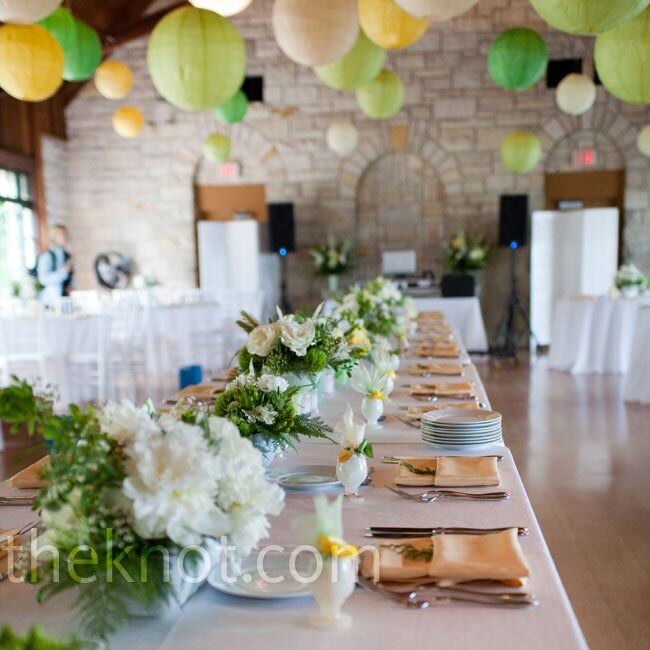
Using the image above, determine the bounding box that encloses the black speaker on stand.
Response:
[268,202,295,313]
[491,195,537,362]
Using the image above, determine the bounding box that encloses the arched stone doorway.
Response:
[355,151,444,277]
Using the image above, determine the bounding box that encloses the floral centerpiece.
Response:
[615,263,647,297]
[443,231,489,274]
[309,237,353,294]
[0,379,284,640]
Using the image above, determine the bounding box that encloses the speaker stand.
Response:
[491,246,536,363]
[279,253,291,313]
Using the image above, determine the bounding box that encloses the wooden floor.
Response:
[1,355,649,648]
[480,354,650,650]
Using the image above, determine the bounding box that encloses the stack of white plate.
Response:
[421,408,503,447]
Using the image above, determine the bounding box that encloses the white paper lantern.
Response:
[326,120,358,156]
[638,125,650,157]
[0,0,62,23]
[189,0,253,16]
[555,73,597,115]
[272,0,359,67]
[394,0,478,20]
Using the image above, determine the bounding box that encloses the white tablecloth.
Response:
[0,314,586,649]
[549,296,649,374]
[623,305,650,404]
[412,297,488,352]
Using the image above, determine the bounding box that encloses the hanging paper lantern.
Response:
[359,0,430,49]
[203,133,231,163]
[594,7,650,105]
[500,131,542,173]
[0,24,63,101]
[394,0,478,21]
[326,121,358,156]
[213,90,248,124]
[113,107,144,138]
[356,69,404,120]
[0,0,62,24]
[529,0,650,36]
[147,7,246,112]
[94,60,133,100]
[637,125,650,157]
[314,30,386,90]
[189,0,254,16]
[39,8,102,81]
[555,73,596,115]
[487,28,548,91]
[272,0,359,67]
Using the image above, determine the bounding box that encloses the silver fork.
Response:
[387,486,510,502]
[357,575,430,609]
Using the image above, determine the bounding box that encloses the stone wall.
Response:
[41,135,69,227]
[54,0,650,333]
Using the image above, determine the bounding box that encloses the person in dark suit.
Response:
[37,224,74,305]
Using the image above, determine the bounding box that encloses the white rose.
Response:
[278,316,315,357]
[246,323,279,357]
[258,374,289,393]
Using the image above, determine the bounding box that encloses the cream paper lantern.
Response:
[189,0,253,16]
[555,73,596,115]
[272,0,359,67]
[0,0,62,24]
[394,0,478,21]
[326,120,358,156]
[113,107,144,138]
[637,125,650,157]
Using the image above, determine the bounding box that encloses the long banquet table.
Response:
[0,318,587,649]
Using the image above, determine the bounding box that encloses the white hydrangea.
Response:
[257,374,289,393]
[254,405,277,425]
[99,400,158,444]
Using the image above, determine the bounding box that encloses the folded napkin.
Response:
[412,347,460,359]
[169,384,224,402]
[418,311,445,321]
[394,456,500,487]
[360,529,529,586]
[405,401,478,420]
[0,529,20,559]
[409,382,475,398]
[408,363,463,376]
[9,456,49,489]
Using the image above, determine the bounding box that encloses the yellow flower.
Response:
[369,390,385,400]
[349,327,371,351]
[386,368,396,379]
[317,534,359,558]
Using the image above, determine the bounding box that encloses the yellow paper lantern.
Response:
[0,0,62,24]
[356,69,404,119]
[555,73,596,115]
[326,121,359,156]
[94,61,133,100]
[113,107,144,138]
[359,0,430,50]
[637,125,650,157]
[394,0,478,21]
[500,131,542,173]
[189,0,253,15]
[203,133,231,163]
[272,0,359,66]
[0,24,63,101]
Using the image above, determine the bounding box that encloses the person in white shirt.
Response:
[37,224,74,306]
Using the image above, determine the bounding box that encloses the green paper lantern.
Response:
[500,131,542,173]
[203,133,231,163]
[39,8,101,81]
[356,69,404,120]
[314,30,386,90]
[530,0,650,36]
[487,28,548,91]
[594,7,650,105]
[213,89,248,124]
[147,7,247,112]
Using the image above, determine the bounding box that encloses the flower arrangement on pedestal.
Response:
[0,379,284,640]
[309,237,354,294]
[443,231,490,274]
[615,263,647,296]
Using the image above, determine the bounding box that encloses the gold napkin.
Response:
[408,363,463,376]
[394,456,500,487]
[9,456,49,489]
[168,384,224,402]
[360,529,529,586]
[0,529,20,559]
[418,311,445,321]
[409,382,475,398]
[405,401,478,420]
[412,347,460,359]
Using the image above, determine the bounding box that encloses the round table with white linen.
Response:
[549,295,649,374]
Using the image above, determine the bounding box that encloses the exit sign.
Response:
[572,149,597,168]
[216,161,241,179]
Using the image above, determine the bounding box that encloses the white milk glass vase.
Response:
[286,372,314,415]
[336,453,368,498]
[308,556,357,629]
[389,354,400,372]
[321,368,336,395]
[361,397,383,426]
